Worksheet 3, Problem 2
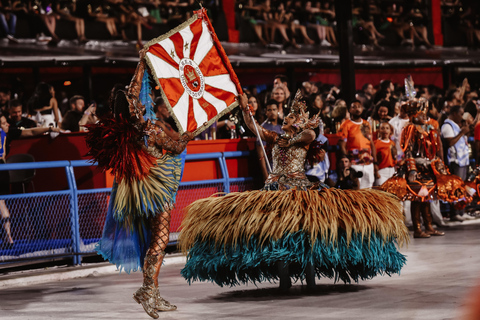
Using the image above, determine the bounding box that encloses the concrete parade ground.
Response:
[1,220,480,320]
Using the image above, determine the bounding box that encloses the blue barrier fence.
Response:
[0,151,253,266]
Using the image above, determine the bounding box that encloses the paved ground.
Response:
[1,221,480,320]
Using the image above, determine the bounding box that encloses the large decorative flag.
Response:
[144,8,242,135]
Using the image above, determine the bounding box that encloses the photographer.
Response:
[328,154,360,190]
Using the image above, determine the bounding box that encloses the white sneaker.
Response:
[320,39,331,47]
[461,214,476,220]
[450,215,465,222]
[37,33,52,43]
[6,35,19,43]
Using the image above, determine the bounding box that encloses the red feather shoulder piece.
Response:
[85,117,157,182]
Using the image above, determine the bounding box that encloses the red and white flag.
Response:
[145,9,242,135]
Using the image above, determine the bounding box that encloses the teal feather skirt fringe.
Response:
[181,230,406,286]
[96,152,182,273]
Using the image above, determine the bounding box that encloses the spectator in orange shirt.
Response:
[374,121,396,186]
[337,100,378,189]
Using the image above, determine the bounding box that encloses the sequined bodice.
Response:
[271,143,307,175]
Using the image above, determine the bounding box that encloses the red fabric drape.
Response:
[222,0,239,42]
[431,0,443,46]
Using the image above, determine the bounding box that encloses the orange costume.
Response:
[381,99,472,238]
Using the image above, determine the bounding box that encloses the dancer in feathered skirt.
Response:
[86,49,193,319]
[179,92,409,289]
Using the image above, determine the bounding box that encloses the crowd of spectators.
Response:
[215,72,480,223]
[0,0,199,46]
[1,0,480,48]
[236,0,478,48]
[1,69,480,239]
[0,84,98,132]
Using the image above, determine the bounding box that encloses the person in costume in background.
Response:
[381,98,473,238]
[86,49,193,319]
[179,91,408,291]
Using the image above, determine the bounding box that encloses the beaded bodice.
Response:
[261,129,320,190]
[271,143,307,175]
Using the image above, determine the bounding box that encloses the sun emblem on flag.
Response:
[144,9,241,135]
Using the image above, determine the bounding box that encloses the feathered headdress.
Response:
[290,90,321,131]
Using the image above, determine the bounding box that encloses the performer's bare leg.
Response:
[133,209,176,318]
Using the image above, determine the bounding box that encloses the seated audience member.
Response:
[0,0,18,43]
[28,83,60,127]
[0,86,11,113]
[78,102,98,131]
[61,95,85,132]
[1,112,63,247]
[53,0,88,44]
[7,99,36,129]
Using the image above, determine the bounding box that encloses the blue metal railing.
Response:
[0,151,253,266]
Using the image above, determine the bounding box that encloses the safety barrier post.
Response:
[219,153,230,193]
[65,163,81,265]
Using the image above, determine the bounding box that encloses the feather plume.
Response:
[140,70,156,121]
[85,116,156,182]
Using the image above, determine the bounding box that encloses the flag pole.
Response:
[248,109,272,173]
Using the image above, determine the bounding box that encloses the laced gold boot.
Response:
[154,288,177,311]
[133,255,159,319]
